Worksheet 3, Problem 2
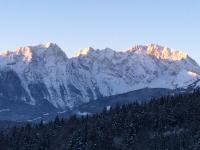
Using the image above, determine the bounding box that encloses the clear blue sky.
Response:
[0,0,199,64]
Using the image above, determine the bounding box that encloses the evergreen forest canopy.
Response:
[0,90,200,150]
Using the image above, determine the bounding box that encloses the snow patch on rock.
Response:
[0,43,199,109]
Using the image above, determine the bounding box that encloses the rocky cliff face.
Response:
[0,43,199,111]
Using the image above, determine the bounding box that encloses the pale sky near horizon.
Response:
[0,0,199,64]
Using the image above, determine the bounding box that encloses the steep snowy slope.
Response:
[0,43,199,111]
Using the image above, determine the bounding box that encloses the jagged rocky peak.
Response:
[146,44,188,60]
[41,42,56,48]
[129,44,148,52]
[129,44,188,61]
[3,42,68,62]
[75,47,117,59]
[36,42,68,62]
[73,44,190,62]
[75,47,95,57]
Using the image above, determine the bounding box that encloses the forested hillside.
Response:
[1,90,200,150]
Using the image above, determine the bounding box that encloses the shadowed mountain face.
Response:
[0,70,30,102]
[0,88,185,122]
[0,43,199,121]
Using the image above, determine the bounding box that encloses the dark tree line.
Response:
[1,90,200,150]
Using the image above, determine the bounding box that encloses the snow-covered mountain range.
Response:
[0,43,200,113]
